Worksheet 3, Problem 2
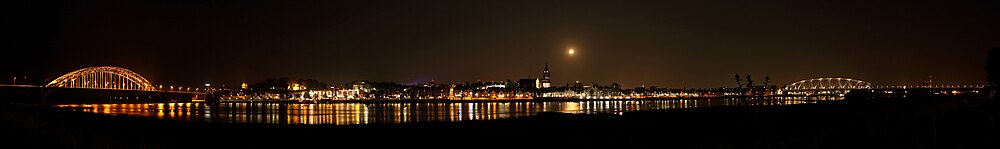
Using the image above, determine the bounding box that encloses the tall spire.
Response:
[543,62,550,80]
[541,62,551,88]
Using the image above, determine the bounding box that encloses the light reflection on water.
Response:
[56,97,838,125]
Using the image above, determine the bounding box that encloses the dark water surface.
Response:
[55,97,837,125]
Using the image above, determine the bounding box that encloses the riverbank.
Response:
[2,97,997,148]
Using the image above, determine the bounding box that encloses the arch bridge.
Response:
[41,66,203,103]
[782,78,872,96]
[47,66,156,91]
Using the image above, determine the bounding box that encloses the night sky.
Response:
[5,0,999,88]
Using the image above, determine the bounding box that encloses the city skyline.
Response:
[4,1,999,148]
[6,0,999,88]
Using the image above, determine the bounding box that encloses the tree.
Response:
[764,75,771,87]
[986,48,1000,98]
[746,75,755,96]
[250,77,290,91]
[764,75,772,95]
[734,74,743,88]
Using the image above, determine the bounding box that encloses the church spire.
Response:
[541,62,551,88]
[543,62,550,79]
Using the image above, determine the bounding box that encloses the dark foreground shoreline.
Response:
[3,97,998,149]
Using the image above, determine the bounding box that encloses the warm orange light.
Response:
[568,49,575,55]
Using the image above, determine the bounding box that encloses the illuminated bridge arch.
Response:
[782,78,872,96]
[784,78,872,91]
[46,66,156,91]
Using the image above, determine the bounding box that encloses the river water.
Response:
[55,97,838,125]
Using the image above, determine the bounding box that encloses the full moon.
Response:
[568,49,575,55]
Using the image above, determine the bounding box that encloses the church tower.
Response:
[541,63,551,88]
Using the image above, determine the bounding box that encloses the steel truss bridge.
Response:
[781,77,983,96]
[781,78,873,96]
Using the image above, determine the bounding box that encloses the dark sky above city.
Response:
[5,0,999,88]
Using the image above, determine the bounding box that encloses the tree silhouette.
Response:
[986,48,1000,98]
[734,74,743,88]
[764,75,772,95]
[764,75,771,87]
[746,75,755,96]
